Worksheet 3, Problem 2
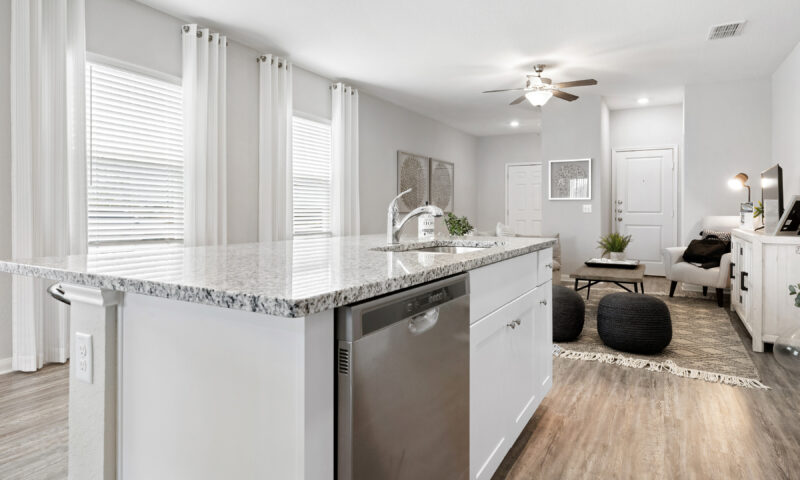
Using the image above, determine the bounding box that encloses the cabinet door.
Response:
[470,289,537,480]
[739,241,752,324]
[534,282,553,399]
[731,239,741,310]
[537,247,554,286]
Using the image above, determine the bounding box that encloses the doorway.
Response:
[505,163,543,236]
[612,146,678,276]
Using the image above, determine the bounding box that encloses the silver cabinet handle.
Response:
[507,322,516,329]
[540,299,548,306]
[616,200,623,204]
[545,263,553,269]
[617,217,623,222]
[47,283,71,306]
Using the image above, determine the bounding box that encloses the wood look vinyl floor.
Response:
[0,278,798,479]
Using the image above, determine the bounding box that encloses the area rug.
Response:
[553,292,769,389]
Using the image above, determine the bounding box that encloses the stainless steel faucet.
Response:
[387,189,444,244]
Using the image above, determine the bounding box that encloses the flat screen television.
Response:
[761,164,784,234]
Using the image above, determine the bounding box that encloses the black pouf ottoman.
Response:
[597,293,672,354]
[553,285,585,341]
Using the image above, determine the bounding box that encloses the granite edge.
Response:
[0,239,556,318]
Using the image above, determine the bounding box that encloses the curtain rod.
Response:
[181,25,228,46]
[256,55,290,69]
[330,84,357,95]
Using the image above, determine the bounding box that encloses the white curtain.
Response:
[10,0,88,372]
[258,54,293,241]
[182,24,227,247]
[331,83,360,236]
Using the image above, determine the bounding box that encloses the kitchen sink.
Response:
[405,246,490,254]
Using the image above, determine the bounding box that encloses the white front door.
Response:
[613,148,677,276]
[506,164,542,236]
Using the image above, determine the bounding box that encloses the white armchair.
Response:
[662,216,739,307]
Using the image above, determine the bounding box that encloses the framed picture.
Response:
[429,159,454,212]
[549,158,592,200]
[396,151,430,212]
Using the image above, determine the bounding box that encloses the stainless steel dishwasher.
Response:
[336,274,470,480]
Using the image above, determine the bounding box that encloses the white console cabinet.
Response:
[469,249,553,480]
[731,229,800,352]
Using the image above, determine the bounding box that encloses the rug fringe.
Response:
[552,344,770,390]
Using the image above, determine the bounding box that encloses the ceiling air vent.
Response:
[708,21,746,40]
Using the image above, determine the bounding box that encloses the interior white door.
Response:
[506,164,542,236]
[614,148,676,276]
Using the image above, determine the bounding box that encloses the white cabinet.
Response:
[731,229,800,352]
[468,247,553,480]
[731,236,753,329]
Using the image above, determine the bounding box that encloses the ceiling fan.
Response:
[482,64,597,107]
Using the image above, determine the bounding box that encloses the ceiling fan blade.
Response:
[552,79,597,88]
[552,90,578,101]
[510,95,527,105]
[483,88,525,93]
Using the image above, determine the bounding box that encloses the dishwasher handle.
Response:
[408,307,439,335]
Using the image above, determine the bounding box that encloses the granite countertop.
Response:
[0,234,556,318]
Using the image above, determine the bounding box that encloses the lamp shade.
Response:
[525,90,553,107]
[728,172,749,190]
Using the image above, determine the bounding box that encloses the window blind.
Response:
[292,115,332,236]
[86,62,184,245]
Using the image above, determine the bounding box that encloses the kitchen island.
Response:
[0,234,555,480]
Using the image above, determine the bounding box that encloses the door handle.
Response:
[539,299,548,306]
[616,208,623,213]
[617,217,623,222]
[47,283,71,305]
[616,200,623,205]
[740,272,748,292]
[408,308,439,335]
[507,318,521,329]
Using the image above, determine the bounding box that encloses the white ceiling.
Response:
[137,0,800,136]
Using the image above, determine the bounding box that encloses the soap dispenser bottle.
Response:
[418,202,435,240]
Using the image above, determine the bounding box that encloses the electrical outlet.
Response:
[75,332,93,384]
[582,204,592,214]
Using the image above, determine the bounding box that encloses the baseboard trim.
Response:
[0,357,12,375]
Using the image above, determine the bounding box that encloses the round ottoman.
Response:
[597,293,672,354]
[552,285,585,341]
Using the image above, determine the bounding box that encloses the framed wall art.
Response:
[549,158,592,200]
[396,151,430,212]
[430,159,454,213]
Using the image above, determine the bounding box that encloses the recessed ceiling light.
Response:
[509,120,520,127]
[637,97,650,105]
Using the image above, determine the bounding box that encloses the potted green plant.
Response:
[444,213,474,236]
[597,232,632,261]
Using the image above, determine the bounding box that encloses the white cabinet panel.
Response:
[469,252,539,323]
[470,285,551,480]
[537,248,553,286]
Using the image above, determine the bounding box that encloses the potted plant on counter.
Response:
[597,232,632,261]
[444,213,474,236]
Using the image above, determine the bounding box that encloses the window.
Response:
[292,115,332,236]
[86,62,184,246]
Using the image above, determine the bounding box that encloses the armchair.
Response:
[662,216,739,307]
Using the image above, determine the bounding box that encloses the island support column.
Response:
[61,284,121,480]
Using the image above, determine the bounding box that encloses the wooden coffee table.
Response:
[570,264,646,299]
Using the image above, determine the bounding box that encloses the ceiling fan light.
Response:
[525,90,553,106]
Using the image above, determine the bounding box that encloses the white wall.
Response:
[0,0,13,366]
[610,104,684,240]
[773,41,800,199]
[474,133,541,233]
[541,95,606,275]
[359,94,478,236]
[683,79,772,243]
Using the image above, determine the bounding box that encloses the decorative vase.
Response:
[609,252,626,261]
[774,327,800,374]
